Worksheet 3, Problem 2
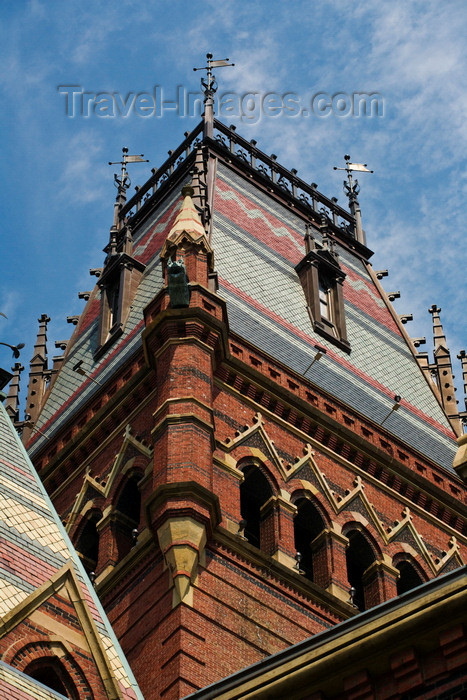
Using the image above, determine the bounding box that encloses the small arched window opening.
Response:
[240,464,273,549]
[293,498,325,582]
[396,559,424,595]
[345,529,376,611]
[25,658,79,700]
[318,274,333,325]
[76,512,101,574]
[115,475,142,559]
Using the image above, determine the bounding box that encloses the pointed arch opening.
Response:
[396,558,425,595]
[115,473,142,559]
[75,511,101,574]
[240,464,274,550]
[293,497,326,582]
[25,658,79,700]
[345,528,377,611]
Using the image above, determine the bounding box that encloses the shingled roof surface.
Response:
[0,401,143,699]
[0,659,67,699]
[27,187,182,458]
[28,144,457,475]
[211,164,458,472]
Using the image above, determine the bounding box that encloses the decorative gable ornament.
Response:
[160,184,214,273]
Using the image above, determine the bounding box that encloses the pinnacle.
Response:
[167,185,206,241]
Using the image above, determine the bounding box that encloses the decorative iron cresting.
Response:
[120,119,358,242]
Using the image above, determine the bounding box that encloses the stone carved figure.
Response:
[167,259,190,308]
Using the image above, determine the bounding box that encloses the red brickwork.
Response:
[0,593,108,699]
[26,179,466,700]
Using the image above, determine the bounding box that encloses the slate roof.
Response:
[211,164,458,472]
[0,400,144,700]
[28,188,182,458]
[27,133,458,475]
[0,659,66,699]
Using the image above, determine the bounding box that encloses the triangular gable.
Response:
[0,563,126,699]
[66,423,152,533]
[0,402,143,700]
[220,412,287,479]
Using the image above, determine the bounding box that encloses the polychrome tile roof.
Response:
[28,153,458,475]
[28,187,183,457]
[0,659,66,699]
[212,165,458,472]
[0,401,143,700]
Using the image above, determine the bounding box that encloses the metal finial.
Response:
[108,148,149,228]
[193,53,235,98]
[237,519,248,540]
[348,586,357,606]
[334,156,373,246]
[0,342,25,359]
[294,552,305,575]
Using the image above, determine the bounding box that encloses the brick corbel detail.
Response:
[439,623,467,671]
[389,647,423,695]
[362,557,399,607]
[311,528,349,601]
[343,669,374,700]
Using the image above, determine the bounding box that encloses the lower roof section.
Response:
[184,565,467,700]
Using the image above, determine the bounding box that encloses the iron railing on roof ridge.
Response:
[120,121,204,220]
[211,119,356,237]
[120,119,357,240]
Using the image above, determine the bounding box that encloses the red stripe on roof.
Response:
[0,538,58,589]
[216,178,304,264]
[77,298,101,335]
[219,276,455,440]
[0,458,36,481]
[216,179,402,335]
[135,200,181,265]
[342,265,401,334]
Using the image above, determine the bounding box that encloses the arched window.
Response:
[396,559,424,595]
[345,529,376,611]
[293,498,325,582]
[75,512,101,574]
[240,465,273,549]
[115,475,141,559]
[25,658,79,699]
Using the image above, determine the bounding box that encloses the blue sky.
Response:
[1,0,466,413]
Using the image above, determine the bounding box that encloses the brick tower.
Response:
[19,56,466,699]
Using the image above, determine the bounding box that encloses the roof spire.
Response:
[194,53,234,138]
[4,361,24,424]
[429,304,447,349]
[457,350,467,429]
[334,155,373,245]
[108,148,149,232]
[22,314,50,444]
[428,305,461,436]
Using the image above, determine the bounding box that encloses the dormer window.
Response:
[319,275,332,322]
[295,230,350,352]
[95,227,145,359]
[108,277,121,333]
